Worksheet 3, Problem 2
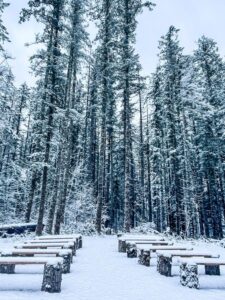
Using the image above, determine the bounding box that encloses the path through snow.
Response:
[0,236,225,300]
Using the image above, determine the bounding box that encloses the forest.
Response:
[0,0,225,239]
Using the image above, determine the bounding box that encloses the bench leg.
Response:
[158,256,172,277]
[67,246,76,256]
[0,264,15,274]
[118,240,126,252]
[42,263,62,293]
[121,241,127,253]
[62,255,71,274]
[79,238,82,249]
[138,251,150,266]
[127,245,137,258]
[180,263,199,289]
[205,265,220,276]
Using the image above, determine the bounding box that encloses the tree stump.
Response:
[74,245,77,256]
[105,228,112,235]
[42,263,62,293]
[158,255,172,276]
[61,254,71,274]
[118,240,126,252]
[0,264,15,274]
[180,263,199,289]
[138,250,150,266]
[127,244,137,258]
[79,237,82,249]
[205,265,220,275]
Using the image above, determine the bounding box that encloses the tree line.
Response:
[0,0,224,238]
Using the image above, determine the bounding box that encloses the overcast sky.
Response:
[2,0,225,86]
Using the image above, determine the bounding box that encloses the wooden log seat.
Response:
[1,248,73,274]
[126,241,173,258]
[156,251,219,277]
[25,239,77,255]
[15,241,76,256]
[118,236,165,253]
[179,258,225,289]
[137,246,193,267]
[36,234,83,249]
[0,257,63,293]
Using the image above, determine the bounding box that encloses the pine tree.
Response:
[193,36,225,238]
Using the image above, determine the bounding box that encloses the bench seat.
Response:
[137,246,193,267]
[37,235,82,249]
[156,251,219,277]
[1,248,73,273]
[15,241,76,255]
[25,239,77,254]
[118,236,165,253]
[178,258,225,289]
[126,241,173,258]
[0,257,63,293]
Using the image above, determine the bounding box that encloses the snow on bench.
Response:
[118,236,165,253]
[156,251,219,277]
[0,256,63,293]
[126,241,173,258]
[15,241,76,256]
[25,239,77,254]
[36,234,83,249]
[178,258,225,289]
[137,246,193,267]
[0,248,73,273]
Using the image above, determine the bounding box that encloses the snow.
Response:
[0,236,225,299]
[0,256,63,265]
[16,242,74,248]
[178,258,225,265]
[27,239,76,244]
[131,241,173,245]
[118,235,164,241]
[136,245,193,251]
[37,234,81,239]
[156,250,219,258]
[1,249,72,256]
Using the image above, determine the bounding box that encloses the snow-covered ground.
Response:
[0,235,225,300]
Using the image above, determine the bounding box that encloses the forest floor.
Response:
[1,235,225,300]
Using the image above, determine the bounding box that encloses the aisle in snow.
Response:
[0,236,225,300]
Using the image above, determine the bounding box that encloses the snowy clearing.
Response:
[0,236,225,300]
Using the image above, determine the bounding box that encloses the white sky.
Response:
[2,0,225,86]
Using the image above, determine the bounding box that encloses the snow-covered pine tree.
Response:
[193,36,225,238]
[53,0,90,235]
[20,0,66,235]
[92,0,119,233]
[117,0,154,232]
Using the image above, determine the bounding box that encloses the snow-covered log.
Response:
[42,262,62,293]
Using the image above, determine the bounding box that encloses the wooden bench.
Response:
[0,256,63,293]
[178,258,225,289]
[118,236,165,253]
[126,241,173,258]
[15,241,76,256]
[1,248,73,273]
[25,239,77,255]
[137,246,193,267]
[156,251,219,277]
[36,234,83,249]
